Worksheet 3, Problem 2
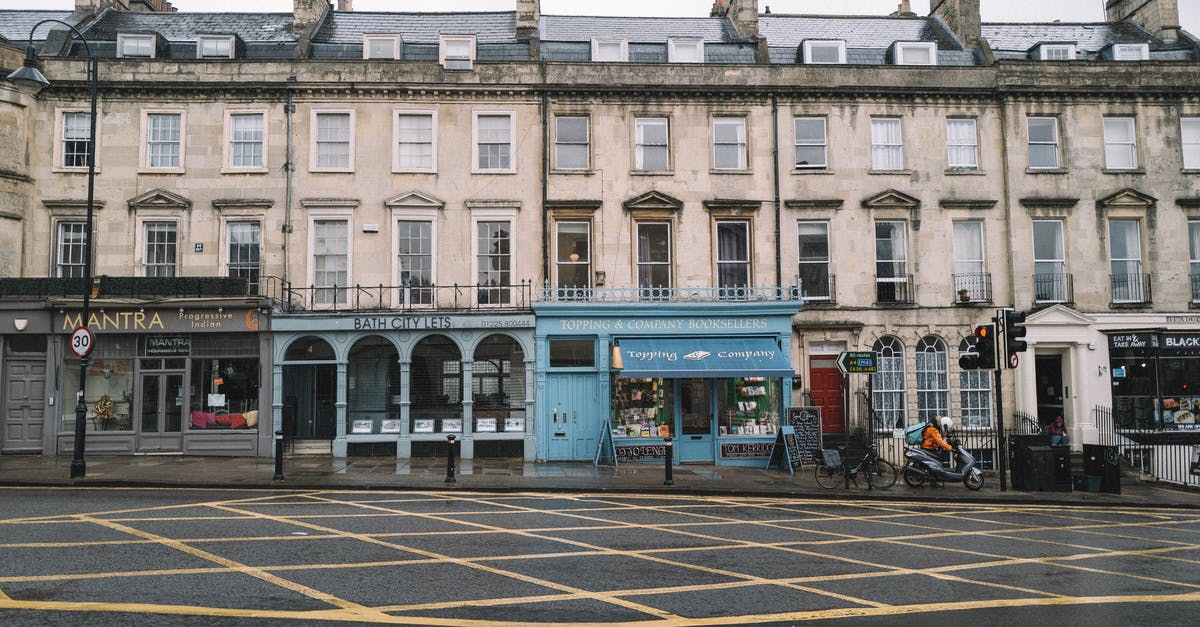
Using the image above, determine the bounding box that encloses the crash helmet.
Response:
[939,416,953,432]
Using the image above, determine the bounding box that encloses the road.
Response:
[1,487,1198,625]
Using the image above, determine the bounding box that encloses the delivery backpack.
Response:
[904,423,925,446]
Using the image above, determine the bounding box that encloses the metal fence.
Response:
[262,277,535,312]
[1094,405,1200,487]
[872,413,1042,470]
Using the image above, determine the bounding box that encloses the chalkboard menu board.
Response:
[785,406,822,465]
[766,426,803,474]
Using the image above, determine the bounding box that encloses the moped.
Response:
[902,438,984,490]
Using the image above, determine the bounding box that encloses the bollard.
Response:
[445,434,457,483]
[272,430,285,481]
[663,437,674,486]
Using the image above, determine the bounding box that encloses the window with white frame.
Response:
[871,335,906,430]
[713,116,747,170]
[803,40,846,64]
[1038,44,1076,60]
[1027,116,1060,169]
[56,221,87,278]
[145,112,183,169]
[118,34,154,58]
[1113,43,1149,61]
[397,220,433,306]
[474,112,514,172]
[946,118,978,170]
[1182,118,1200,169]
[794,117,827,169]
[476,220,512,305]
[894,42,936,65]
[227,221,260,293]
[797,221,831,301]
[227,112,265,170]
[668,37,702,63]
[716,220,750,293]
[554,116,589,170]
[312,110,353,171]
[394,111,435,172]
[1191,221,1200,302]
[875,220,908,302]
[197,35,234,59]
[440,35,475,70]
[555,221,591,292]
[1109,219,1144,303]
[312,219,349,305]
[592,37,628,62]
[1033,219,1067,302]
[363,34,400,60]
[61,111,91,169]
[870,117,903,170]
[1103,116,1138,170]
[637,222,671,294]
[916,336,949,424]
[635,117,669,171]
[953,221,986,301]
[958,337,993,428]
[143,221,177,277]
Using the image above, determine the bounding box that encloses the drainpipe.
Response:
[284,77,296,289]
[772,93,783,289]
[541,92,549,286]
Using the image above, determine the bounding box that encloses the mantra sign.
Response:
[58,309,263,333]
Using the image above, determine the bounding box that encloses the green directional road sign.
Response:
[836,351,878,374]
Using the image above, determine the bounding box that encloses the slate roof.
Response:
[0,10,77,44]
[539,15,741,43]
[316,11,517,44]
[82,11,297,43]
[982,22,1177,53]
[758,15,963,50]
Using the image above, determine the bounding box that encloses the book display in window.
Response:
[611,376,675,438]
[718,377,780,436]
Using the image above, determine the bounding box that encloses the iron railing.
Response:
[538,283,802,303]
[1095,404,1200,487]
[797,273,836,304]
[953,272,991,303]
[1110,273,1152,305]
[875,275,914,304]
[1033,273,1073,304]
[0,276,250,300]
[872,417,1044,470]
[1192,273,1200,304]
[264,277,534,312]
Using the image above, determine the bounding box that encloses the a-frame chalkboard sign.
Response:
[594,426,617,467]
[766,425,804,475]
[785,406,823,466]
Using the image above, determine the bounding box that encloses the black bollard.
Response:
[663,437,674,486]
[445,434,457,483]
[272,430,285,481]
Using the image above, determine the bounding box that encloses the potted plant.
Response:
[956,289,971,303]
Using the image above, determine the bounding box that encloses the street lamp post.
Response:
[8,21,99,479]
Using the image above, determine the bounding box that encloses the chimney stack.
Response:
[337,0,352,10]
[930,0,980,47]
[516,0,540,39]
[1106,0,1180,40]
[293,0,329,33]
[710,0,758,38]
[891,1,916,17]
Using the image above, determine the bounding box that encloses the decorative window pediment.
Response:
[384,190,445,210]
[861,189,920,210]
[623,190,683,212]
[127,188,191,212]
[1097,188,1156,210]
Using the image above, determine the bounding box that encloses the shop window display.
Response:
[612,377,674,437]
[63,337,135,432]
[411,334,464,433]
[188,358,260,430]
[346,338,401,435]
[472,335,526,433]
[717,377,779,436]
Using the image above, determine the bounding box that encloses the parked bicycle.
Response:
[814,444,898,489]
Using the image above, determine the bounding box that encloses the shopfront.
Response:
[533,302,800,465]
[52,307,271,456]
[270,313,534,459]
[1108,330,1200,432]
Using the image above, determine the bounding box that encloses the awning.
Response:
[616,337,793,378]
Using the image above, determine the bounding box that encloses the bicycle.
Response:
[814,444,898,489]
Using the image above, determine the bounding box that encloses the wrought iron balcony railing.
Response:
[952,272,991,303]
[875,275,914,304]
[263,277,534,312]
[0,276,251,300]
[1193,273,1200,304]
[538,283,802,303]
[1110,273,1152,305]
[796,273,836,304]
[1033,273,1073,304]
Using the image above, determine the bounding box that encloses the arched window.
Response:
[916,336,948,423]
[871,336,906,430]
[473,335,526,432]
[958,337,992,428]
[347,337,400,434]
[284,336,335,361]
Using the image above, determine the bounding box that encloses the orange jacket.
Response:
[922,423,953,451]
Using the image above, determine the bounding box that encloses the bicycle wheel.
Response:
[814,461,844,489]
[868,458,898,489]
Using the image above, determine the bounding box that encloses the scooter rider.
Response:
[921,416,954,465]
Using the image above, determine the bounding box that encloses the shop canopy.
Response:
[616,337,793,378]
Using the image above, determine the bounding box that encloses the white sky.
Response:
[3,1,1199,33]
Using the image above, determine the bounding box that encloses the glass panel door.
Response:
[138,372,183,451]
[678,379,712,462]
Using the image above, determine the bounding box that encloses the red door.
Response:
[809,357,845,434]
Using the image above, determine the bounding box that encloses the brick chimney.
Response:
[710,0,758,38]
[930,0,980,47]
[1106,0,1180,40]
[890,0,916,17]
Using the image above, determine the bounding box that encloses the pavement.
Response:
[2,452,1200,508]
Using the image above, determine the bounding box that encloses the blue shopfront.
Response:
[533,301,800,465]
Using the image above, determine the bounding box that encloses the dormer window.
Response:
[197,35,235,59]
[592,37,628,62]
[668,38,703,63]
[1036,44,1076,61]
[893,41,937,66]
[118,34,155,58]
[1113,43,1149,61]
[439,35,475,70]
[364,34,400,60]
[803,40,846,64]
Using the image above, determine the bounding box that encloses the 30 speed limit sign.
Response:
[70,326,94,358]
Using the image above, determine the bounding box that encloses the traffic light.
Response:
[1003,309,1028,369]
[974,324,996,370]
[958,338,979,370]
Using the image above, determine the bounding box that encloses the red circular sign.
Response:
[1009,353,1019,369]
[70,326,94,358]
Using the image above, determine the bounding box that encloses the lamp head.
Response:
[6,46,51,95]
